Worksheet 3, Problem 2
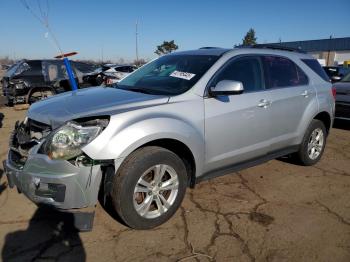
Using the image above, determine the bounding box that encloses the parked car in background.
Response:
[1,64,12,70]
[82,64,138,87]
[3,46,334,230]
[334,72,350,120]
[323,66,350,82]
[1,59,101,105]
[103,65,137,85]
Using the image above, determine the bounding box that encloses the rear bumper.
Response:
[335,101,350,120]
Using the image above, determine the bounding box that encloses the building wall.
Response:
[310,52,335,66]
[334,51,350,65]
[310,51,350,66]
[267,37,350,66]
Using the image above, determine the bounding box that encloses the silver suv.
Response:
[3,46,335,230]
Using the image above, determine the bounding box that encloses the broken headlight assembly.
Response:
[42,122,103,160]
[15,81,26,89]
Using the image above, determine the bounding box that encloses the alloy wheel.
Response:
[307,128,324,160]
[133,164,179,219]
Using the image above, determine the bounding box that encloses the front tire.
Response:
[296,119,327,166]
[110,146,188,229]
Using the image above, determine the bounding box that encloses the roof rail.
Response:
[199,47,222,49]
[237,44,306,53]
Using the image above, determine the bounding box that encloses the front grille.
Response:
[8,119,51,168]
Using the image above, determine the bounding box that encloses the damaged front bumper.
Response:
[3,124,103,231]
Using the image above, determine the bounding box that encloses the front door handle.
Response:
[258,99,271,108]
[301,90,309,98]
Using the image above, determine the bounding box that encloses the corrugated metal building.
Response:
[267,37,350,66]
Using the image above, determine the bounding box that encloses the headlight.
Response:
[15,82,26,89]
[44,122,102,160]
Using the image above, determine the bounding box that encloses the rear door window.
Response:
[262,56,308,88]
[42,61,69,82]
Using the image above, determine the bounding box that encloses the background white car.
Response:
[103,65,137,85]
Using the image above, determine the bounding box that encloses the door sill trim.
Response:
[196,145,299,184]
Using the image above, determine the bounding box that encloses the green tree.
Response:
[242,28,257,46]
[155,40,179,56]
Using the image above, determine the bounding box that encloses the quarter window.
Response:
[262,56,308,88]
[213,57,263,92]
[302,59,330,82]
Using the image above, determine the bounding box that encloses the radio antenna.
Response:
[20,0,63,57]
[20,0,78,91]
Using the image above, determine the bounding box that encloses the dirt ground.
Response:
[0,104,349,262]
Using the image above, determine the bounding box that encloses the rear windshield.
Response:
[301,59,330,82]
[115,66,135,73]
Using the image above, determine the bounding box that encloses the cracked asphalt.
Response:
[0,105,350,262]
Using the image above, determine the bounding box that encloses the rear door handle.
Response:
[301,90,309,98]
[258,99,271,108]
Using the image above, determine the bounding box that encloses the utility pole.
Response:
[326,35,332,66]
[135,21,139,62]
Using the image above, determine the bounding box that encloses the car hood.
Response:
[28,87,169,128]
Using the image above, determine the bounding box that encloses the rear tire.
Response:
[110,146,187,229]
[295,119,327,166]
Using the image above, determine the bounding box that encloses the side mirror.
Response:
[209,80,244,96]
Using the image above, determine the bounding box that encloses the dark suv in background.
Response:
[2,59,101,105]
[334,72,350,120]
[323,66,350,82]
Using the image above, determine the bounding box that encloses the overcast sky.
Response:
[1,0,349,62]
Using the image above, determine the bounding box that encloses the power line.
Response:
[20,0,63,56]
[136,21,139,62]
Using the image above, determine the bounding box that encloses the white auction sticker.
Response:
[170,70,196,80]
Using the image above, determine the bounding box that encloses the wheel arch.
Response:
[313,111,332,135]
[137,138,197,187]
[26,86,56,104]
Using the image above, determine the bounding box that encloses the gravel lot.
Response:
[0,103,349,262]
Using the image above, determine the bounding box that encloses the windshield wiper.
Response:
[119,87,154,95]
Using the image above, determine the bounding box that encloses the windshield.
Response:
[5,62,20,77]
[117,55,219,95]
[341,72,350,82]
[5,61,31,77]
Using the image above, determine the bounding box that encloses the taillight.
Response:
[331,86,336,99]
